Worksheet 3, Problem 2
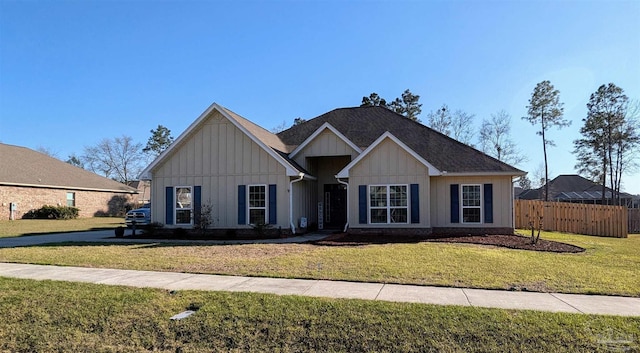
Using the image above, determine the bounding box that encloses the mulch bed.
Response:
[312,233,585,253]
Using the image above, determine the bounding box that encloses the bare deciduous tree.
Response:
[82,135,145,184]
[479,110,526,166]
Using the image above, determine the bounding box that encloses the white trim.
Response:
[336,132,441,178]
[335,177,349,232]
[0,181,137,194]
[460,184,482,224]
[247,184,268,225]
[139,103,302,179]
[367,184,410,225]
[289,122,363,158]
[174,185,194,226]
[289,173,305,234]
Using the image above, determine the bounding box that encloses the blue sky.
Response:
[1,0,639,194]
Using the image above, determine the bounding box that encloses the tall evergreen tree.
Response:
[143,125,174,158]
[360,89,422,121]
[387,89,422,121]
[522,80,569,201]
[573,83,638,205]
[361,93,387,107]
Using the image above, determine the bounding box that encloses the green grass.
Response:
[0,217,124,238]
[0,277,638,352]
[0,231,638,296]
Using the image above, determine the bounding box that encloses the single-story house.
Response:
[140,103,525,236]
[0,143,138,220]
[518,174,637,208]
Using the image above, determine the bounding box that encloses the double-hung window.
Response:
[66,192,75,207]
[248,185,267,225]
[461,184,481,223]
[175,186,193,225]
[369,185,408,224]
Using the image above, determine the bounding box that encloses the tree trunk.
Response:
[541,114,549,201]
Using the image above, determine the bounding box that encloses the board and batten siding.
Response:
[292,129,360,170]
[347,138,430,228]
[150,110,289,228]
[430,175,513,228]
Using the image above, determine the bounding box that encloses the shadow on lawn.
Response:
[13,230,585,253]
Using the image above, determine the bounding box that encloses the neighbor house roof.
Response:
[278,106,524,175]
[518,174,635,200]
[0,143,137,193]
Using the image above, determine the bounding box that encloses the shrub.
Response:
[23,205,79,220]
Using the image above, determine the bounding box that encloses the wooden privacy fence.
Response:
[514,200,628,238]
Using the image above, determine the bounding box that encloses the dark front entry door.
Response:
[323,184,347,229]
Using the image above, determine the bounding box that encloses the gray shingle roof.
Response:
[0,143,137,193]
[278,106,523,174]
[519,174,635,200]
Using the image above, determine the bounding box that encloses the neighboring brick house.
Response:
[0,143,138,220]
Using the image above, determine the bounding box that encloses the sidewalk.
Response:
[1,262,638,317]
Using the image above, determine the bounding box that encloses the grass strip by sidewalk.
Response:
[0,218,123,238]
[0,232,637,296]
[0,277,638,353]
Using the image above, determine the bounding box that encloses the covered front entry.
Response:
[323,184,347,229]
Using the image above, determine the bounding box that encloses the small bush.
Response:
[23,205,79,220]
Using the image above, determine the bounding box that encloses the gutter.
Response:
[289,173,305,234]
[0,182,137,194]
[335,176,349,233]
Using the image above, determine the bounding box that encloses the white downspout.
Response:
[289,173,305,235]
[336,176,349,233]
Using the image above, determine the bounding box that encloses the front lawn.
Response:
[0,217,124,238]
[0,277,637,352]
[0,231,637,296]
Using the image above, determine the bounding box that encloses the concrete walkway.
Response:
[1,262,638,316]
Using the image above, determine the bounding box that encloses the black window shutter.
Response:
[484,184,493,223]
[358,185,367,224]
[194,186,202,226]
[450,184,460,223]
[268,184,277,224]
[410,184,420,224]
[238,185,246,225]
[165,186,173,225]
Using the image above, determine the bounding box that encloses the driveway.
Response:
[0,229,329,248]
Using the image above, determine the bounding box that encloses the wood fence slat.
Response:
[514,199,628,238]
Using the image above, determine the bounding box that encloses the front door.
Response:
[323,184,347,229]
